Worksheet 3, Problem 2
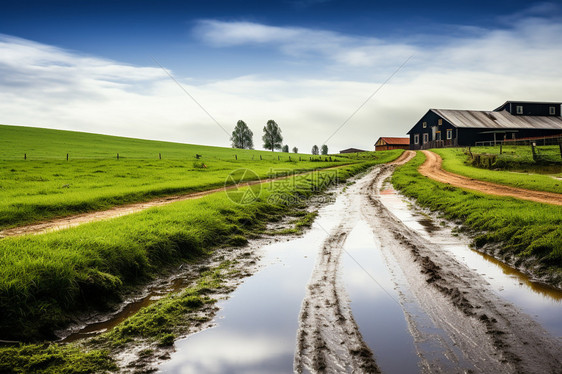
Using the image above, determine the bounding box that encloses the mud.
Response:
[294,151,560,373]
[419,150,562,205]
[294,226,380,374]
[364,163,562,373]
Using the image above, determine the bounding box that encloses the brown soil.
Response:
[418,150,562,205]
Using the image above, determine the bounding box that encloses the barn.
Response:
[407,101,562,150]
[374,137,410,151]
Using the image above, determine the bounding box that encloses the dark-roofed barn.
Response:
[407,101,562,150]
[339,148,367,154]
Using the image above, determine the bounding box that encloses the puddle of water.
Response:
[380,187,562,339]
[159,193,346,373]
[61,268,197,342]
[342,220,420,373]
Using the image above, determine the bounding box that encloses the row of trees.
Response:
[231,120,327,155]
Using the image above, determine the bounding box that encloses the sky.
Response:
[1,0,562,152]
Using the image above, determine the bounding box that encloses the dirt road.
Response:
[294,157,561,373]
[419,150,562,205]
[0,165,348,238]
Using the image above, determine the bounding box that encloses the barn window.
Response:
[516,105,523,114]
[414,134,419,144]
[423,133,428,144]
[438,119,442,125]
[422,122,427,128]
[550,106,556,115]
[446,129,453,140]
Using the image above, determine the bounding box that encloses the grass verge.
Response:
[393,152,562,286]
[0,158,395,373]
[432,147,562,194]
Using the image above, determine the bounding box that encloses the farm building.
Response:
[339,148,367,154]
[407,101,562,150]
[374,137,410,151]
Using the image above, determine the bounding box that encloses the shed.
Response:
[374,137,410,151]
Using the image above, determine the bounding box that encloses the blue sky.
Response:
[1,0,562,151]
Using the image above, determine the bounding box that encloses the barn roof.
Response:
[339,148,367,153]
[494,101,562,112]
[376,137,410,145]
[433,109,562,130]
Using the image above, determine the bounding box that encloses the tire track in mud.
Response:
[293,154,416,374]
[363,164,562,373]
[294,224,380,374]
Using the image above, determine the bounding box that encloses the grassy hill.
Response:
[0,124,398,229]
[0,124,300,160]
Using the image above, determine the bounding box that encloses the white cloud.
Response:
[1,13,562,153]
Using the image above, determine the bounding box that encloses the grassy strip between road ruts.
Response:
[0,152,402,373]
[392,152,562,286]
[433,147,562,194]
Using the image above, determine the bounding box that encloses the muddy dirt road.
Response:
[159,153,560,373]
[293,162,561,373]
[419,150,562,205]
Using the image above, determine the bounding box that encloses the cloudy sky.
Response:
[1,0,561,152]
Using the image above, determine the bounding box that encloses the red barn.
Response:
[374,137,410,151]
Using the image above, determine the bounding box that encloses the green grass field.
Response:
[433,147,562,194]
[0,124,403,343]
[0,125,400,229]
[393,152,562,284]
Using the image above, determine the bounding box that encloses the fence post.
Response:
[278,156,280,161]
[559,141,562,159]
[531,143,536,161]
[159,153,161,160]
[235,154,237,160]
[499,144,502,155]
[117,153,120,160]
[24,153,27,160]
[260,155,262,160]
[67,153,69,161]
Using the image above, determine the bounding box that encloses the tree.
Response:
[311,145,319,155]
[231,120,254,149]
[282,145,289,153]
[292,146,298,153]
[262,120,283,152]
[321,144,328,155]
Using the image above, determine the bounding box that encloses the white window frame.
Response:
[550,106,556,115]
[414,134,419,144]
[423,133,428,144]
[516,105,523,114]
[446,129,453,140]
[422,121,427,128]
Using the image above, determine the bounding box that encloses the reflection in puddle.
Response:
[342,220,420,373]
[380,186,562,338]
[159,194,346,373]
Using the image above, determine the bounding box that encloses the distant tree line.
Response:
[230,119,328,156]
